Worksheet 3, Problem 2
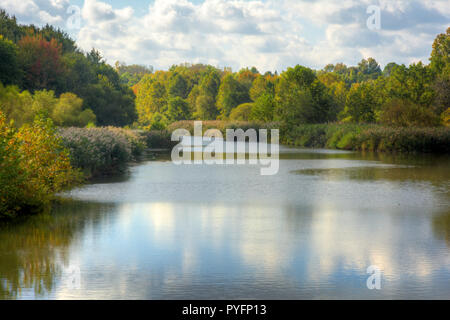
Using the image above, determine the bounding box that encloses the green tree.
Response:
[0,10,24,42]
[167,97,190,121]
[199,68,221,98]
[135,76,167,125]
[430,27,450,74]
[385,63,435,107]
[430,29,450,116]
[342,82,378,123]
[383,62,398,77]
[195,95,217,120]
[186,85,200,114]
[115,61,153,87]
[357,58,382,81]
[0,111,25,216]
[168,73,189,99]
[193,69,220,120]
[62,52,96,92]
[217,74,249,119]
[275,65,333,126]
[276,88,316,127]
[0,83,33,127]
[0,36,21,85]
[323,63,359,86]
[236,68,258,92]
[251,93,274,122]
[86,48,104,65]
[71,50,138,126]
[81,76,136,127]
[433,65,450,116]
[149,112,168,130]
[31,89,58,118]
[380,98,440,127]
[1,111,79,217]
[52,93,96,127]
[250,75,275,101]
[318,72,347,120]
[230,103,254,121]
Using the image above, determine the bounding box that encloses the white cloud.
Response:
[0,0,68,26]
[81,0,133,23]
[1,0,448,72]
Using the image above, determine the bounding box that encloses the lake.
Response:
[1,145,449,299]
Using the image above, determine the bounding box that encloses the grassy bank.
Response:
[57,122,450,182]
[58,127,145,178]
[57,128,176,179]
[167,120,280,140]
[141,130,177,149]
[168,120,279,135]
[282,123,450,153]
[168,120,450,153]
[3,119,448,219]
[0,121,175,218]
[55,121,278,181]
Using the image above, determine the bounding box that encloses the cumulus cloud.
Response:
[1,0,449,72]
[0,0,68,26]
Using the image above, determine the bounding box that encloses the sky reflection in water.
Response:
[0,148,449,299]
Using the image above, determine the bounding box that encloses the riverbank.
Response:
[282,123,450,153]
[0,114,80,219]
[58,128,174,179]
[167,120,280,136]
[0,123,174,219]
[167,121,450,154]
[2,121,448,219]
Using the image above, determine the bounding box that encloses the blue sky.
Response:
[0,0,448,72]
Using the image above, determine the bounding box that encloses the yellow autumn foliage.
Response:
[0,111,80,217]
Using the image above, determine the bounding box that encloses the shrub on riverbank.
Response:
[167,120,279,137]
[166,120,450,153]
[0,112,80,218]
[104,127,146,158]
[58,127,145,178]
[140,130,176,149]
[282,123,450,153]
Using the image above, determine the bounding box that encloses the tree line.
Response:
[134,29,449,130]
[0,10,152,127]
[0,8,449,131]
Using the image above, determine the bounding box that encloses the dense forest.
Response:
[132,28,449,131]
[0,9,449,132]
[0,10,152,128]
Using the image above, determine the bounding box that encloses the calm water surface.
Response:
[1,145,449,299]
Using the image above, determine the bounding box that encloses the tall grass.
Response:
[167,120,280,139]
[58,122,449,182]
[140,130,176,149]
[58,127,145,178]
[282,123,450,153]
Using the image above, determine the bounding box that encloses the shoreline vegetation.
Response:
[1,117,449,221]
[0,7,449,219]
[164,120,450,153]
[282,123,450,153]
